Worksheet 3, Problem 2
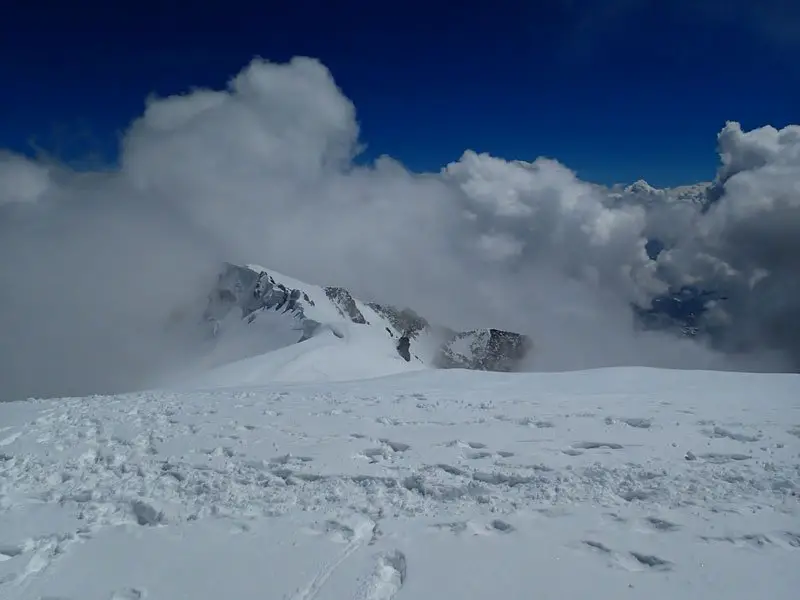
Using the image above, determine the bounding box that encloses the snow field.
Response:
[0,367,798,599]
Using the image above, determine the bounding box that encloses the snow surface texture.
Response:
[1,367,798,599]
[187,261,532,383]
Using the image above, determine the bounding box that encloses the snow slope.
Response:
[191,326,426,387]
[185,263,432,387]
[1,367,798,599]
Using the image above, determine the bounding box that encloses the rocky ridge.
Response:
[201,262,532,372]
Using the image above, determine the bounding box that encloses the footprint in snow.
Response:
[442,440,488,450]
[601,512,628,524]
[628,552,672,571]
[516,417,554,428]
[704,426,760,442]
[582,541,672,571]
[229,522,251,534]
[110,589,146,600]
[465,450,493,460]
[605,416,652,429]
[564,442,625,456]
[643,517,681,532]
[321,520,359,544]
[303,518,376,544]
[488,519,515,533]
[270,453,314,466]
[437,464,467,476]
[429,519,514,535]
[430,521,470,534]
[572,441,624,450]
[379,439,411,452]
[362,447,389,462]
[355,550,406,600]
[700,532,800,550]
[698,452,751,463]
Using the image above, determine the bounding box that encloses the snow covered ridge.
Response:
[608,179,713,208]
[199,261,533,374]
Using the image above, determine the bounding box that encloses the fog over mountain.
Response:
[1,57,798,400]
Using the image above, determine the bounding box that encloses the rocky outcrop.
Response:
[396,335,411,362]
[325,287,367,324]
[202,263,322,341]
[367,304,430,338]
[437,329,532,372]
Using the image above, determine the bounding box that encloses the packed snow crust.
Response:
[1,365,798,599]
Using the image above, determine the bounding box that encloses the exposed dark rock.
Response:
[324,286,367,324]
[367,304,429,338]
[203,263,320,341]
[397,335,411,362]
[437,329,532,372]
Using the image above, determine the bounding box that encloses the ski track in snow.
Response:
[288,518,375,600]
[0,368,799,598]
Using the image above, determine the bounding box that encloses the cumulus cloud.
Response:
[0,57,796,400]
[0,152,51,205]
[656,122,800,365]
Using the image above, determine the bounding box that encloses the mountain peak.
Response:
[624,179,660,195]
[190,262,533,383]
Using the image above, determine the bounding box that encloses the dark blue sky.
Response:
[1,0,797,186]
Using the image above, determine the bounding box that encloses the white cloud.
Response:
[0,152,51,205]
[656,120,800,364]
[0,57,796,400]
[444,151,664,305]
[716,121,800,184]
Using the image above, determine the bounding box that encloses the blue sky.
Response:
[1,0,797,186]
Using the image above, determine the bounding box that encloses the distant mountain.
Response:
[187,262,533,379]
[608,180,722,338]
[174,179,729,381]
[607,179,713,208]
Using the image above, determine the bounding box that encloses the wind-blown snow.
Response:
[1,367,798,599]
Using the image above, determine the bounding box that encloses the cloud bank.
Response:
[1,57,797,400]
